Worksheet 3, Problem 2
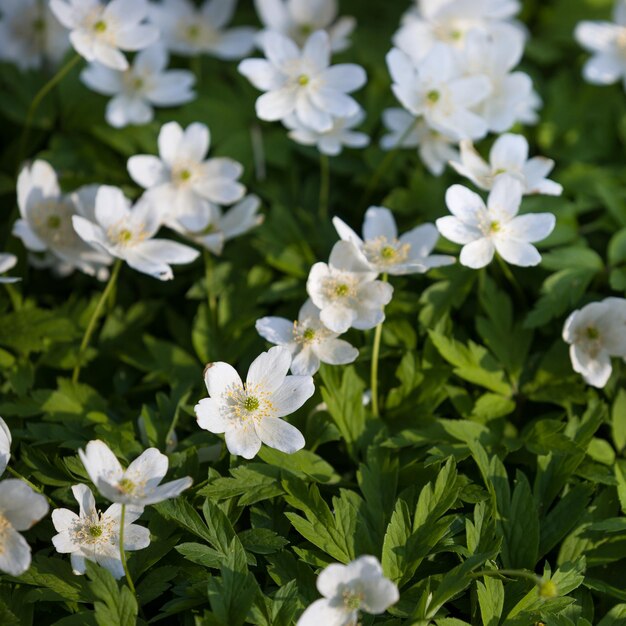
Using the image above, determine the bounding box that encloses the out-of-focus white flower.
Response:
[169,195,264,256]
[256,299,358,376]
[0,418,11,477]
[387,44,491,141]
[0,254,20,284]
[51,484,149,579]
[283,109,369,156]
[78,440,193,506]
[194,346,314,459]
[463,29,539,133]
[575,1,626,88]
[14,160,112,278]
[72,185,200,281]
[127,121,244,232]
[81,44,196,128]
[307,241,393,333]
[450,134,563,196]
[150,0,256,59]
[0,479,48,576]
[562,298,626,388]
[333,206,454,275]
[380,108,459,176]
[238,30,366,132]
[255,0,355,52]
[297,555,399,626]
[436,177,555,269]
[0,0,69,71]
[50,0,158,71]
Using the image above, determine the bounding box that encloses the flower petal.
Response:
[255,417,305,454]
[459,238,495,268]
[270,375,315,417]
[247,346,292,393]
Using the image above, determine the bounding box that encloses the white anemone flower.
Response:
[238,30,366,132]
[283,110,369,156]
[297,555,399,626]
[0,418,11,477]
[0,0,69,71]
[194,346,314,459]
[71,185,200,281]
[0,254,20,284]
[562,298,626,388]
[256,299,359,376]
[575,1,626,89]
[51,484,149,579]
[150,0,256,59]
[0,479,49,576]
[333,206,454,276]
[14,160,112,278]
[436,177,556,269]
[50,0,158,71]
[78,440,193,506]
[387,44,491,141]
[81,44,196,129]
[255,0,356,52]
[450,134,563,196]
[380,108,459,176]
[127,121,245,232]
[306,241,394,333]
[168,195,263,256]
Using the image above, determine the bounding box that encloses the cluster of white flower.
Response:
[382,0,539,175]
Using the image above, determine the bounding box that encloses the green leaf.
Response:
[477,573,504,626]
[612,390,626,454]
[597,604,626,625]
[85,562,137,626]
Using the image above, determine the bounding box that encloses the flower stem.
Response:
[17,54,81,169]
[6,466,54,506]
[319,153,330,222]
[203,249,218,360]
[119,504,137,596]
[370,273,388,418]
[495,254,527,308]
[72,259,122,383]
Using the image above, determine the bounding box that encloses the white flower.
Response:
[380,108,459,176]
[127,121,244,232]
[78,440,193,506]
[169,195,263,256]
[81,44,196,129]
[0,479,48,576]
[436,177,555,269]
[0,418,11,477]
[0,254,20,284]
[14,160,112,278]
[150,0,256,59]
[71,185,200,281]
[50,0,158,71]
[256,299,359,376]
[462,29,539,133]
[238,30,366,132]
[306,241,394,333]
[562,298,626,388]
[333,207,454,276]
[0,0,69,71]
[194,346,314,459]
[575,1,626,88]
[387,44,491,141]
[255,0,356,52]
[51,484,149,579]
[283,109,369,156]
[297,555,399,626]
[450,134,563,196]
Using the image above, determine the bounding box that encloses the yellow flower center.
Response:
[427,90,440,104]
[118,229,133,243]
[335,283,349,296]
[342,589,364,610]
[490,220,501,233]
[117,477,135,493]
[94,20,107,33]
[180,169,192,181]
[586,326,599,340]
[88,524,103,538]
[298,74,310,86]
[244,396,260,411]
[47,215,61,229]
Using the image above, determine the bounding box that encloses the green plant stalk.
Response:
[496,254,527,308]
[18,54,81,168]
[319,153,330,222]
[119,504,137,596]
[6,466,54,506]
[203,248,218,359]
[72,259,122,383]
[370,273,388,418]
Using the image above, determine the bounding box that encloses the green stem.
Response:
[359,117,418,209]
[370,273,388,418]
[72,259,122,383]
[203,249,218,359]
[6,467,54,506]
[17,54,81,168]
[471,568,542,585]
[496,254,527,308]
[191,56,202,83]
[319,153,330,221]
[119,504,137,596]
